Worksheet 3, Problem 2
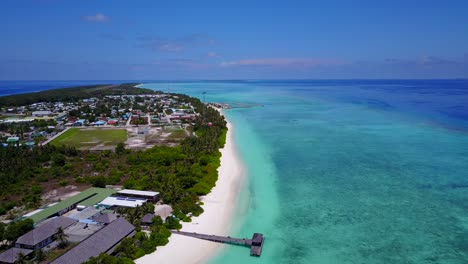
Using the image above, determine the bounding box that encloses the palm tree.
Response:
[16,253,29,264]
[56,227,69,249]
[126,206,144,226]
[34,249,45,263]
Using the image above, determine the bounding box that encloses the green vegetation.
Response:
[0,83,157,107]
[0,218,33,245]
[50,128,127,149]
[0,144,79,214]
[44,242,79,263]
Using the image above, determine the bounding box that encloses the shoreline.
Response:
[136,112,245,264]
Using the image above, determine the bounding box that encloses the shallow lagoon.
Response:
[148,80,468,263]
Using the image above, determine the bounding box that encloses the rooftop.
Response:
[93,212,118,224]
[28,188,116,223]
[16,216,77,246]
[117,189,159,197]
[50,218,135,264]
[99,196,147,208]
[0,248,33,264]
[141,213,154,224]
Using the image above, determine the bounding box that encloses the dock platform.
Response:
[171,230,264,257]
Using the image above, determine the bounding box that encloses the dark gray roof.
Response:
[16,216,77,246]
[141,213,154,224]
[93,212,117,224]
[50,218,135,264]
[0,248,33,264]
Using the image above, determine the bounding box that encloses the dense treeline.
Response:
[0,219,34,248]
[0,83,156,107]
[0,145,79,214]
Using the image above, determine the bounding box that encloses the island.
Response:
[0,83,228,264]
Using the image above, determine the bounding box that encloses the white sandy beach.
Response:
[136,116,244,264]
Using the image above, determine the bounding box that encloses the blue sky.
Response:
[1,0,467,80]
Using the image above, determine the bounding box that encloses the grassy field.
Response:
[50,128,127,149]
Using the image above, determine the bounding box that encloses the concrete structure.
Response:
[15,216,77,250]
[117,189,160,203]
[171,231,265,257]
[50,218,135,264]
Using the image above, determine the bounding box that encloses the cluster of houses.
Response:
[0,188,173,264]
[1,92,199,147]
[1,124,63,147]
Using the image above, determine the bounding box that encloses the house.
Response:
[73,119,86,126]
[50,218,135,264]
[107,119,118,125]
[15,216,77,250]
[32,111,52,117]
[31,131,46,138]
[6,137,19,144]
[24,142,35,147]
[0,248,33,264]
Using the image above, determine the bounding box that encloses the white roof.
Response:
[117,189,159,197]
[99,197,147,208]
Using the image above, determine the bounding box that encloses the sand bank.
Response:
[136,116,244,264]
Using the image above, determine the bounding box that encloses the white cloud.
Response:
[83,13,110,23]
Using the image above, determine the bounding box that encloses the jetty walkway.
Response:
[171,230,264,257]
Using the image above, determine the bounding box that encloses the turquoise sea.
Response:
[1,80,467,263]
[142,80,468,264]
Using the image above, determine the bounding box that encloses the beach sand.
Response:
[136,116,244,264]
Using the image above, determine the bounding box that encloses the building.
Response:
[28,188,116,223]
[98,196,147,208]
[6,137,19,143]
[73,119,86,126]
[15,216,77,250]
[107,119,118,125]
[50,218,135,264]
[117,189,160,203]
[0,248,33,264]
[32,111,52,117]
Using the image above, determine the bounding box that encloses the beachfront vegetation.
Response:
[50,128,128,149]
[0,218,33,246]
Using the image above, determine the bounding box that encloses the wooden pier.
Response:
[171,230,265,257]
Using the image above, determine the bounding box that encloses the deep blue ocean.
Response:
[2,80,468,263]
